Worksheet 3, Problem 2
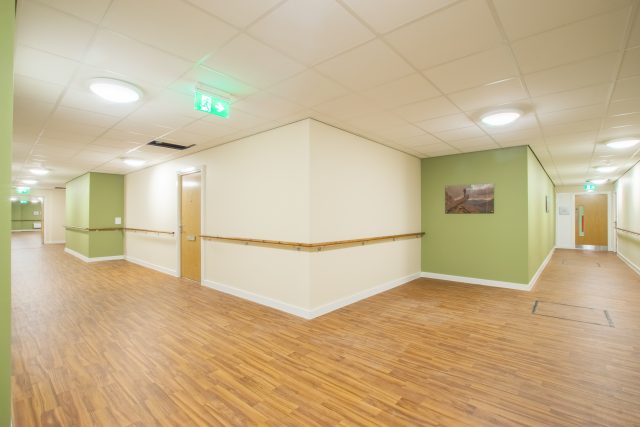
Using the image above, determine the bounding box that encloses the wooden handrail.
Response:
[200,232,425,250]
[64,226,123,232]
[616,227,640,236]
[125,227,175,236]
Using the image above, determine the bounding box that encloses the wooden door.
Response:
[180,172,201,282]
[575,194,607,247]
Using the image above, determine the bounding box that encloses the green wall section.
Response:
[65,173,124,259]
[421,146,555,285]
[527,150,556,280]
[65,173,91,257]
[422,147,530,284]
[11,201,42,231]
[0,1,13,425]
[89,173,124,258]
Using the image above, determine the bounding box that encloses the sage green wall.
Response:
[615,160,640,272]
[527,150,556,280]
[65,173,91,257]
[422,147,530,284]
[65,173,124,259]
[0,1,14,424]
[89,173,124,258]
[11,201,42,231]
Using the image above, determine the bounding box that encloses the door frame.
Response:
[175,165,206,283]
[557,191,614,251]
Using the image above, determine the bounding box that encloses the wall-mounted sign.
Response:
[194,91,230,118]
[19,200,28,205]
[584,183,596,192]
[16,186,30,194]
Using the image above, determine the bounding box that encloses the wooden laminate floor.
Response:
[11,234,640,426]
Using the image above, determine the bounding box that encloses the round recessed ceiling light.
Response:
[29,168,49,176]
[22,179,38,185]
[589,178,608,185]
[480,109,522,127]
[606,138,639,149]
[89,78,142,103]
[122,158,146,167]
[595,166,616,173]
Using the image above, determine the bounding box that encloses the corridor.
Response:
[11,232,640,426]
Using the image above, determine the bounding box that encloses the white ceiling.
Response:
[12,0,640,188]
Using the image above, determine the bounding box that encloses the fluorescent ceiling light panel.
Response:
[480,109,522,126]
[595,166,616,173]
[122,158,146,167]
[89,78,143,103]
[29,168,49,176]
[606,138,639,149]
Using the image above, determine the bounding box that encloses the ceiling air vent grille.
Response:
[147,140,195,150]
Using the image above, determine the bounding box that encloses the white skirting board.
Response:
[203,272,422,320]
[125,255,178,277]
[618,251,640,276]
[64,247,124,263]
[421,248,555,291]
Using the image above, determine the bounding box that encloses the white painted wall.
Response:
[31,188,66,244]
[125,121,312,309]
[555,193,573,249]
[615,162,640,274]
[125,119,421,317]
[308,120,421,311]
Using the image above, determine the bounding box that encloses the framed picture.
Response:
[445,184,494,214]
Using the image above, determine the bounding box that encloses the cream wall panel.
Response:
[616,162,640,273]
[308,120,421,310]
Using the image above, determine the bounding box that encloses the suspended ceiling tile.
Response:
[13,75,65,105]
[312,93,383,120]
[16,1,96,60]
[315,39,413,91]
[618,46,640,79]
[232,91,304,121]
[523,52,619,98]
[608,98,640,116]
[532,83,612,114]
[204,34,305,89]
[394,96,461,123]
[14,46,79,86]
[448,78,528,112]
[385,0,502,69]
[85,30,192,87]
[416,112,475,133]
[268,69,348,107]
[493,0,631,41]
[342,0,456,34]
[248,0,374,65]
[611,76,640,101]
[362,73,440,110]
[372,123,425,140]
[423,46,519,94]
[49,106,122,129]
[35,0,112,24]
[432,125,486,142]
[173,66,258,99]
[396,133,443,148]
[538,104,607,127]
[512,8,629,74]
[102,0,237,62]
[184,0,282,28]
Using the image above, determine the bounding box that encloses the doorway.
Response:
[575,193,608,250]
[180,172,201,282]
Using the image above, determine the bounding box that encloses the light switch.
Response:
[115,217,122,225]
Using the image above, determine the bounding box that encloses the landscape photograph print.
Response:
[445,183,495,214]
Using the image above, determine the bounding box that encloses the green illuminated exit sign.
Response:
[584,183,596,192]
[194,91,230,118]
[15,187,30,195]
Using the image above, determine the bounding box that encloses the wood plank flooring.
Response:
[11,233,640,426]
